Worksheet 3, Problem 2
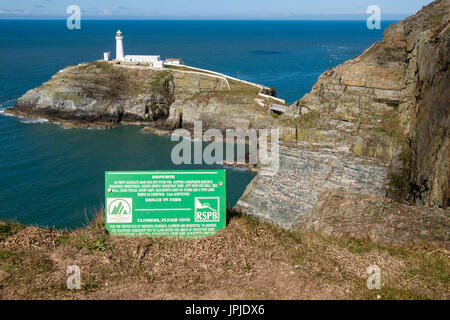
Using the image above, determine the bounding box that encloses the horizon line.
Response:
[0,18,402,21]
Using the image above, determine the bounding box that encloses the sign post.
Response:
[105,170,226,237]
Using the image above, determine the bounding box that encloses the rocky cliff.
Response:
[237,0,449,242]
[8,61,274,131]
[287,0,449,208]
[7,1,449,244]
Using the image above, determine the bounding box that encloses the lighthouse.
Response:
[106,30,164,68]
[115,30,124,61]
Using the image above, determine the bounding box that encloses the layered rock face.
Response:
[9,62,272,130]
[167,94,274,132]
[237,0,449,238]
[237,142,389,229]
[404,7,450,209]
[287,0,449,208]
[12,62,175,126]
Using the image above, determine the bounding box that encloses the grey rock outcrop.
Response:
[237,0,449,239]
[237,142,389,229]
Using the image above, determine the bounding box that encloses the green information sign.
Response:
[105,170,226,237]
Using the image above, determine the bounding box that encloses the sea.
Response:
[0,20,392,228]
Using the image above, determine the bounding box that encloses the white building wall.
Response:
[153,60,164,69]
[124,55,164,68]
[125,55,161,63]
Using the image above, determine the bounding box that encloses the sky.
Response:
[0,0,435,20]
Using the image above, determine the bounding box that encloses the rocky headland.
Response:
[237,0,449,245]
[6,0,449,246]
[7,61,276,132]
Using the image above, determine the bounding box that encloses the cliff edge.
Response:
[285,0,449,208]
[237,0,449,242]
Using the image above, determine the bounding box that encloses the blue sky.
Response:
[0,0,435,19]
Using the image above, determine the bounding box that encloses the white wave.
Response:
[54,122,72,129]
[223,164,251,172]
[0,110,15,117]
[20,118,49,124]
[0,108,50,124]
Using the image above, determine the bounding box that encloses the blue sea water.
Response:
[0,20,392,228]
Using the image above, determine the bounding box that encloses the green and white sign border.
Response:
[105,170,227,238]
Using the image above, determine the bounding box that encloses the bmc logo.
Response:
[194,197,220,222]
[106,198,132,223]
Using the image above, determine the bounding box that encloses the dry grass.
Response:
[0,210,448,300]
[165,64,284,104]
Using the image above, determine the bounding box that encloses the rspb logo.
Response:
[194,197,220,222]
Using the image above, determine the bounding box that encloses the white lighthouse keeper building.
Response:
[112,30,164,69]
[115,30,125,61]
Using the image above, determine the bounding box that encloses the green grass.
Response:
[166,64,284,102]
[150,70,171,88]
[0,250,12,260]
[406,252,449,284]
[164,64,219,76]
[55,235,71,245]
[0,222,25,241]
[68,231,111,254]
[345,239,376,254]
[94,61,113,72]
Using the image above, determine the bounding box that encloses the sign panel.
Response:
[105,170,226,237]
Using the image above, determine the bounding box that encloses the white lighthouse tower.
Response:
[115,30,124,61]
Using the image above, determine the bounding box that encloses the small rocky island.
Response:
[6,0,449,246]
[7,60,278,133]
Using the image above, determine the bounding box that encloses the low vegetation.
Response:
[0,209,447,300]
[165,64,286,105]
